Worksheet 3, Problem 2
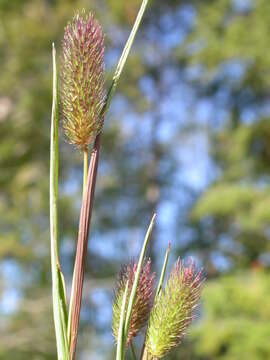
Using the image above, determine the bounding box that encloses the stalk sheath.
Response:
[69,135,101,359]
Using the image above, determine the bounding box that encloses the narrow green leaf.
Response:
[100,0,149,118]
[124,214,156,343]
[155,242,170,299]
[116,280,130,360]
[50,42,69,360]
[58,268,68,327]
[130,341,137,360]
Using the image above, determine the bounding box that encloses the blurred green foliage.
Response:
[192,270,270,359]
[184,0,270,269]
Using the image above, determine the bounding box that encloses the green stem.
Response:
[140,347,150,360]
[50,43,69,360]
[116,280,129,360]
[155,242,170,299]
[131,341,137,360]
[83,148,88,193]
[124,214,156,342]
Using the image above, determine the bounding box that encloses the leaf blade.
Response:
[116,280,130,360]
[124,214,156,342]
[155,242,170,299]
[100,0,150,118]
[50,42,69,360]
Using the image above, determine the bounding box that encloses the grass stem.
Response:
[83,148,88,194]
[50,43,69,360]
[69,135,101,359]
[131,341,137,360]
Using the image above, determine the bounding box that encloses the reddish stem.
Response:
[69,134,101,359]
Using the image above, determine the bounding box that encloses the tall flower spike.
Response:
[61,12,105,150]
[112,260,155,345]
[146,258,204,359]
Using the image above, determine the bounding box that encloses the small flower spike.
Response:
[146,258,204,359]
[112,260,155,345]
[60,12,105,150]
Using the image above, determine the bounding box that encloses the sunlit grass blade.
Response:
[155,242,170,299]
[50,42,69,360]
[116,280,130,360]
[124,214,156,345]
[100,0,149,118]
[130,341,137,360]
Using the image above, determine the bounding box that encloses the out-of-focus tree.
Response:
[177,0,270,271]
[170,1,270,359]
[192,269,270,359]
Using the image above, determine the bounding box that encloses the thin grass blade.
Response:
[130,341,137,360]
[155,242,170,299]
[116,280,130,360]
[124,214,156,342]
[50,42,69,360]
[100,0,149,118]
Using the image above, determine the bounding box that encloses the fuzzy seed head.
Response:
[146,258,204,358]
[112,260,155,345]
[60,12,105,149]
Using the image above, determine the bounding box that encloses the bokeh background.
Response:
[1,0,270,358]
